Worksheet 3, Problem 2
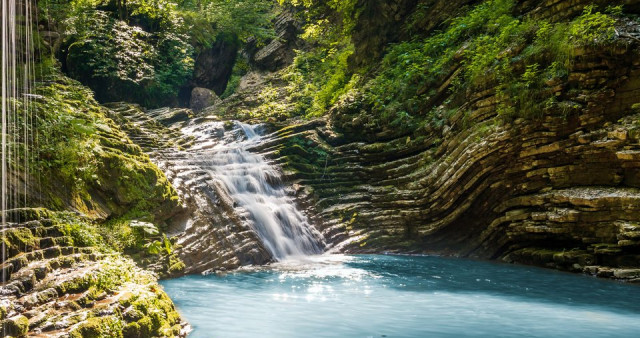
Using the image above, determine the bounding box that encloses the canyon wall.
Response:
[245,0,640,281]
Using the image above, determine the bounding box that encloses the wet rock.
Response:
[142,107,193,127]
[0,212,186,337]
[109,104,274,275]
[240,26,640,282]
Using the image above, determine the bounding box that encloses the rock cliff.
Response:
[93,1,640,283]
[247,1,640,282]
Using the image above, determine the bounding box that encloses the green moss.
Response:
[2,228,37,256]
[69,316,124,338]
[123,322,143,338]
[6,208,53,222]
[136,316,154,337]
[1,315,29,337]
[125,290,181,337]
[32,69,179,223]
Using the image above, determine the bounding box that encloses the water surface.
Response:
[161,255,640,337]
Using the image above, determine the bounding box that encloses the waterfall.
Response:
[184,121,325,260]
[1,0,36,282]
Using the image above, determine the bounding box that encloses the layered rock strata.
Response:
[0,209,185,337]
[255,39,640,282]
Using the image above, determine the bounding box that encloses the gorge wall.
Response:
[75,0,640,283]
[197,0,640,282]
[6,10,640,338]
[287,2,640,281]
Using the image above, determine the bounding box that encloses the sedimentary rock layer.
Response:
[258,38,640,282]
[0,209,185,337]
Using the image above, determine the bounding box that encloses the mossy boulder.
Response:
[0,306,7,321]
[1,227,38,258]
[5,208,54,222]
[1,315,29,337]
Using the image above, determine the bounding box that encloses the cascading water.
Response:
[183,120,325,260]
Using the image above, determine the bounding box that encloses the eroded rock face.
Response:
[108,104,273,274]
[102,0,640,283]
[259,38,640,282]
[251,10,303,71]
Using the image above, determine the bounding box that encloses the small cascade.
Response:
[183,120,325,260]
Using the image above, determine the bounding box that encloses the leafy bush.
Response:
[64,7,193,107]
[247,0,358,119]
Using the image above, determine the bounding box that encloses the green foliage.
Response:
[44,0,276,106]
[64,6,194,106]
[33,76,102,198]
[568,5,617,46]
[181,0,276,46]
[221,56,250,98]
[284,38,354,117]
[278,0,360,32]
[56,215,102,247]
[361,0,622,127]
[144,234,172,255]
[227,0,366,119]
[92,256,137,291]
[247,39,355,119]
[33,70,178,219]
[246,0,358,119]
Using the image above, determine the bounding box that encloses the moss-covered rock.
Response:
[1,211,185,337]
[32,71,180,222]
[1,315,29,337]
[69,316,124,338]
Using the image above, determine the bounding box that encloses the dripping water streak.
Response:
[1,0,36,310]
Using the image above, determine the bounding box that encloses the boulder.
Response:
[190,87,221,112]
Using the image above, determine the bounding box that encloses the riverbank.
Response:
[0,209,186,337]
